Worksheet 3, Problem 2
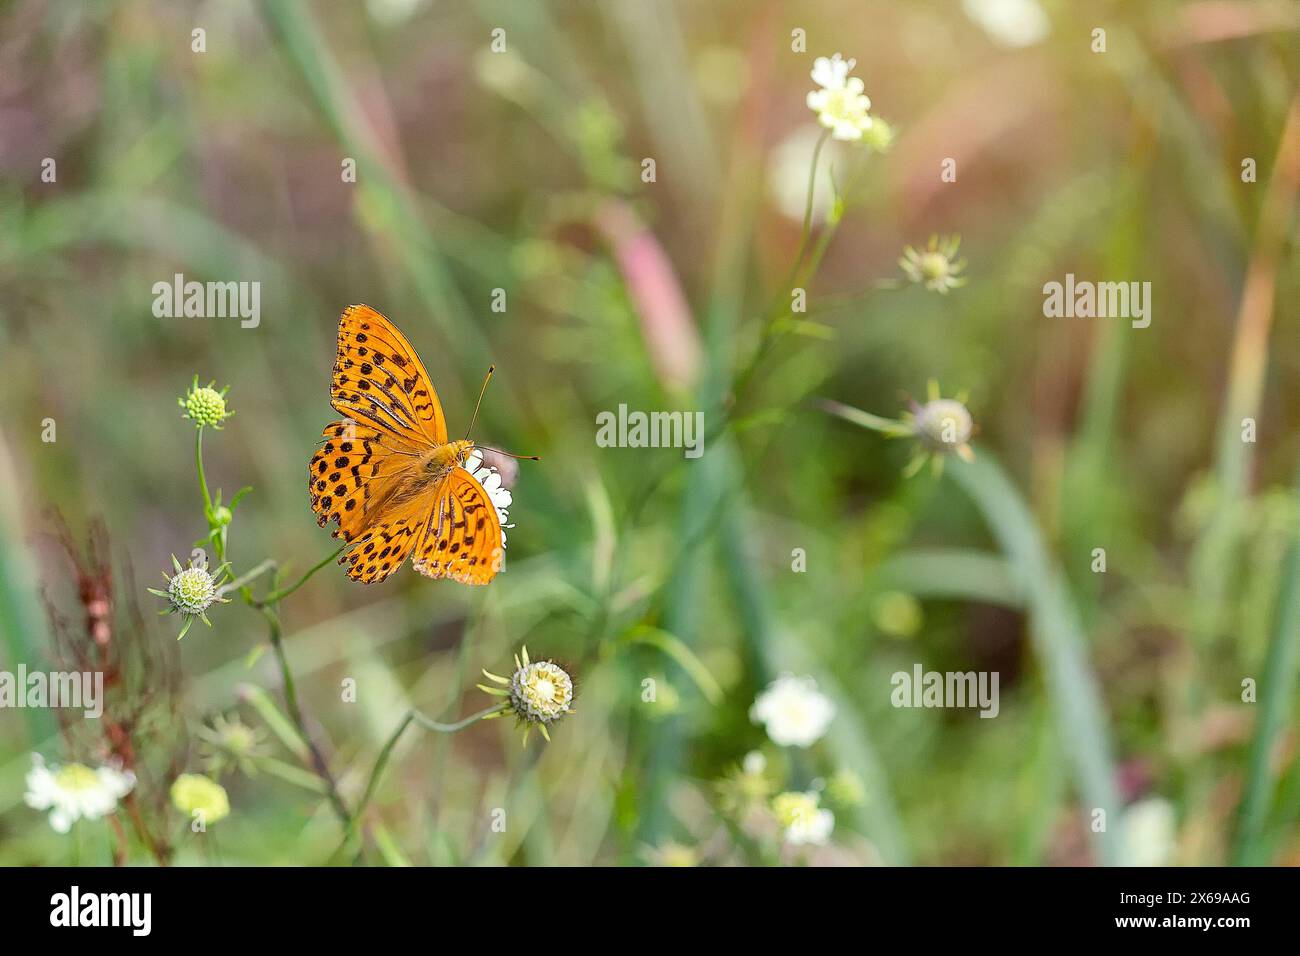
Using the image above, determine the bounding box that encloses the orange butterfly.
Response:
[309,305,522,585]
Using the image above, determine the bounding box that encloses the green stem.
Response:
[256,756,330,794]
[342,704,508,855]
[731,140,875,414]
[194,425,231,566]
[194,426,213,517]
[785,129,830,290]
[409,705,507,734]
[821,400,912,436]
[730,131,830,407]
[261,605,352,829]
[259,545,347,605]
[220,559,277,597]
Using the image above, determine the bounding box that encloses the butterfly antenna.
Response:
[465,365,494,440]
[477,446,541,461]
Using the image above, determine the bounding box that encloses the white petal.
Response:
[809,56,834,88]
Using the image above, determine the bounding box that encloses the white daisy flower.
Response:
[465,449,514,548]
[805,53,874,142]
[750,673,835,747]
[899,234,968,294]
[24,754,135,833]
[773,791,836,846]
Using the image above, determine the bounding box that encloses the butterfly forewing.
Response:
[308,419,426,543]
[330,304,449,447]
[411,468,503,586]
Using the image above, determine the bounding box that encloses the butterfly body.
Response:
[420,439,476,482]
[308,306,509,586]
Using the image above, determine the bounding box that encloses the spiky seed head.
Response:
[168,566,218,615]
[510,658,574,725]
[913,398,973,452]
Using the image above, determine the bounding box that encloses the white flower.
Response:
[465,449,514,548]
[789,807,835,846]
[750,674,835,747]
[772,791,835,846]
[962,0,1050,48]
[1119,797,1176,867]
[809,53,855,91]
[805,53,874,142]
[899,235,968,294]
[742,750,767,775]
[24,754,135,833]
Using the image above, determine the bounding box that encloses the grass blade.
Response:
[948,455,1121,865]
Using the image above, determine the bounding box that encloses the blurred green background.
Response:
[1,0,1298,865]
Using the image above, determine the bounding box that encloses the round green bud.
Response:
[182,386,229,427]
[170,774,230,824]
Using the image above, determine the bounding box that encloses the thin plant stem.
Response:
[220,559,277,597]
[408,705,507,734]
[730,141,873,413]
[260,604,352,828]
[194,426,214,522]
[259,545,346,605]
[341,704,508,856]
[107,813,127,867]
[123,791,169,865]
[783,129,830,292]
[194,425,231,567]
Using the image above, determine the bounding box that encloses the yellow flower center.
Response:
[55,764,100,792]
[919,252,951,281]
[772,791,819,828]
[511,660,573,723]
[223,724,256,753]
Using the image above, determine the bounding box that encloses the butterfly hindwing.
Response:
[331,304,449,447]
[411,467,503,586]
[337,494,430,584]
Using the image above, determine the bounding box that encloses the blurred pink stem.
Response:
[595,201,702,393]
